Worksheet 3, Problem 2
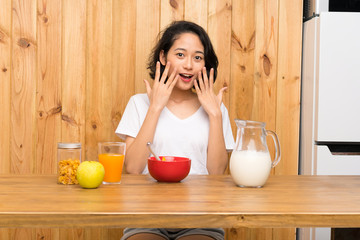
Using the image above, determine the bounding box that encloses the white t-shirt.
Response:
[115,93,235,175]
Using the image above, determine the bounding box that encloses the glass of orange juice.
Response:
[98,142,126,184]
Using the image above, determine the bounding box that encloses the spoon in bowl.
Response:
[146,142,161,161]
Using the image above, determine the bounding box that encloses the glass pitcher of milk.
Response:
[230,119,281,187]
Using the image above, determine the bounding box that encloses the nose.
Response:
[184,56,193,70]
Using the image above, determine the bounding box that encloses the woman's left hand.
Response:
[194,67,227,117]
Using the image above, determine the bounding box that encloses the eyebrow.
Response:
[174,48,204,55]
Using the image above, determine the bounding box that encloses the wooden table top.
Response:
[0,174,360,228]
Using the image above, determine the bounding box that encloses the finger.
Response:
[193,77,201,94]
[209,68,214,89]
[202,67,209,89]
[217,87,227,102]
[160,62,171,83]
[166,67,177,87]
[197,71,205,91]
[144,79,152,97]
[168,75,179,91]
[154,61,161,86]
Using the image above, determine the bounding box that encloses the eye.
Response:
[176,53,184,57]
[194,55,203,61]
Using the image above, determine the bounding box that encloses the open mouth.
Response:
[179,73,193,82]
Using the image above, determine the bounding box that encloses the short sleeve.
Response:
[115,95,143,140]
[221,104,235,151]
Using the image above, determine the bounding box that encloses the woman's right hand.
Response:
[143,61,178,111]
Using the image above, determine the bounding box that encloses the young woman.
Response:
[116,21,234,240]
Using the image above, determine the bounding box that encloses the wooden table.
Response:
[0,174,360,228]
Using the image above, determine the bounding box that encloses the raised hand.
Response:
[144,61,179,111]
[194,67,227,117]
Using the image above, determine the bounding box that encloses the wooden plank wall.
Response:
[0,0,303,239]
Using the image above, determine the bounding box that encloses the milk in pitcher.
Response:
[230,150,272,187]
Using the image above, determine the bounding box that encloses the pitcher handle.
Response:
[266,130,281,168]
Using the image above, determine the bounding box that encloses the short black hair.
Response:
[147,21,218,81]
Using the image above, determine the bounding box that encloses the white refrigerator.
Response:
[300,11,360,240]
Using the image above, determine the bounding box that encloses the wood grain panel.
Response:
[35,228,58,240]
[85,1,114,239]
[252,0,278,126]
[1,1,13,238]
[0,0,11,174]
[229,0,255,130]
[61,1,87,238]
[135,0,160,93]
[111,0,136,135]
[273,227,297,240]
[36,0,62,174]
[228,1,256,238]
[208,0,232,109]
[272,0,303,238]
[253,0,279,182]
[257,0,298,237]
[184,0,208,30]
[0,229,8,240]
[0,0,303,239]
[226,228,273,240]
[275,0,302,176]
[227,223,274,239]
[160,0,184,30]
[10,228,34,240]
[36,4,62,240]
[11,0,37,174]
[61,0,86,148]
[273,0,303,240]
[108,228,123,240]
[86,0,113,161]
[59,228,84,240]
[109,1,137,238]
[84,228,107,240]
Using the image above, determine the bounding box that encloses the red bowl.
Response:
[148,156,191,182]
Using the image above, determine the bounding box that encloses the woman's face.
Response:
[160,32,205,91]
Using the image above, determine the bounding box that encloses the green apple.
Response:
[76,161,105,189]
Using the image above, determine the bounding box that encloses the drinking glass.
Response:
[98,142,126,184]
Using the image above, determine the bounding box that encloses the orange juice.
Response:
[98,153,124,183]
